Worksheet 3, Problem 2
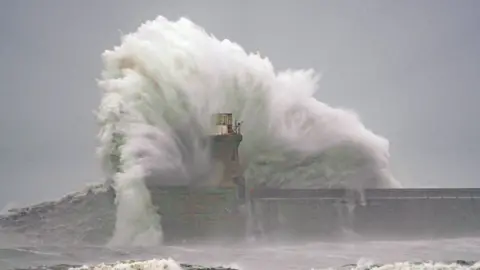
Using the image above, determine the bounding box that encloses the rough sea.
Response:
[2,16,479,270]
[1,185,480,269]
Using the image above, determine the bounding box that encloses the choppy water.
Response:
[2,238,480,269]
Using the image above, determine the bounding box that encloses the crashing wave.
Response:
[96,15,400,247]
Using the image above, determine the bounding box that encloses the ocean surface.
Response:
[2,236,480,269]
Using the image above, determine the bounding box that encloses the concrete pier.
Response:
[149,187,480,242]
[251,188,480,240]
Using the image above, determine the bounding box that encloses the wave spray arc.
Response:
[96,16,399,247]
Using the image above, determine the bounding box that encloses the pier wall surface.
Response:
[149,188,480,242]
[251,188,480,240]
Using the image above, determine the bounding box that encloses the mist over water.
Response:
[96,16,400,247]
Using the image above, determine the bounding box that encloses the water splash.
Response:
[96,16,400,247]
[71,258,184,270]
[326,259,480,270]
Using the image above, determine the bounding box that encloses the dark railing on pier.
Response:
[250,188,480,200]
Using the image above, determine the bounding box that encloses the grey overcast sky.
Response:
[0,1,479,207]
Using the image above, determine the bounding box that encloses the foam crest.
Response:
[326,260,480,270]
[71,258,183,270]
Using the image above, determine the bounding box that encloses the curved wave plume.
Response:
[96,16,400,247]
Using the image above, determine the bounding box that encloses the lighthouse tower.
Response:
[207,113,243,188]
